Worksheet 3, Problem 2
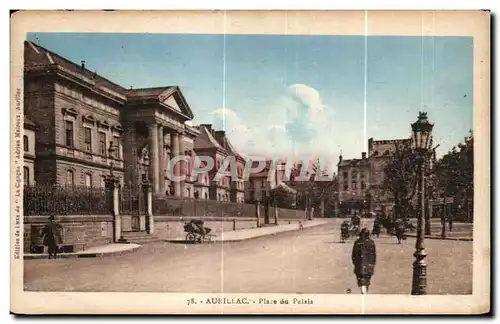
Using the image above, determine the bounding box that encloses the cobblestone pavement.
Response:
[24,219,472,294]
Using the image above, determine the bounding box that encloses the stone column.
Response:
[179,132,186,197]
[171,131,181,197]
[158,126,165,195]
[148,124,160,194]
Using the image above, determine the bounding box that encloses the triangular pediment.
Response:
[163,95,182,113]
[158,87,194,120]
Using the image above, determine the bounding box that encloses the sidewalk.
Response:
[24,243,142,260]
[24,219,332,259]
[405,233,473,242]
[211,219,331,242]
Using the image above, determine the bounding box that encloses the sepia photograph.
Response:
[10,10,490,314]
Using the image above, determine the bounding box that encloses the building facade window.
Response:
[23,166,29,185]
[113,136,120,159]
[65,121,74,147]
[343,171,348,179]
[361,182,366,190]
[23,135,29,152]
[66,170,74,187]
[99,132,106,156]
[343,181,348,191]
[84,127,92,152]
[85,173,92,187]
[352,181,357,189]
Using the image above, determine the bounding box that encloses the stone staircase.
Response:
[121,231,163,244]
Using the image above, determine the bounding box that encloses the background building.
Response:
[336,137,412,216]
[245,160,287,203]
[337,152,370,216]
[367,137,412,215]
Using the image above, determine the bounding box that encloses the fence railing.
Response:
[24,184,308,220]
[23,184,110,216]
[152,196,306,219]
[119,186,145,215]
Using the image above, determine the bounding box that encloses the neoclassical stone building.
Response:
[23,41,218,198]
[23,117,37,186]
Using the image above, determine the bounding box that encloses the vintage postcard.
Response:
[10,10,490,314]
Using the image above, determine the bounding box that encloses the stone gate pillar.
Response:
[255,201,261,228]
[148,123,160,194]
[142,180,154,234]
[104,175,121,242]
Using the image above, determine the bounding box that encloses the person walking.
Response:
[340,220,350,243]
[372,216,381,238]
[394,218,406,244]
[351,228,377,294]
[40,215,63,259]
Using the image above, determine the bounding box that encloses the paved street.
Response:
[24,220,472,294]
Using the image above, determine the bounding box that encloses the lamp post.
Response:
[410,112,434,295]
[103,141,119,184]
[108,141,115,175]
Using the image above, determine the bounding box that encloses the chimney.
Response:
[362,152,367,159]
[368,138,374,155]
[81,60,86,70]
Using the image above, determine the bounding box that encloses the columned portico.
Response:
[148,124,160,194]
[121,86,195,197]
[158,125,165,195]
[171,131,181,197]
[179,132,186,197]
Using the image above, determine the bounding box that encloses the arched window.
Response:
[23,135,29,152]
[66,170,74,187]
[23,166,30,185]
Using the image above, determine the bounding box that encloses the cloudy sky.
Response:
[27,33,473,170]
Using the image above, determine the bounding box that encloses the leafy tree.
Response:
[434,131,473,221]
[286,158,336,216]
[383,142,420,221]
[271,184,296,209]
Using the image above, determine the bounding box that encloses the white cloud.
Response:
[204,84,364,166]
[287,83,325,113]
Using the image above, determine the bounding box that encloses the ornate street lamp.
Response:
[103,141,119,184]
[410,112,434,295]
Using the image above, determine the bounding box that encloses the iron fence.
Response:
[23,184,110,216]
[151,197,303,219]
[119,186,145,215]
